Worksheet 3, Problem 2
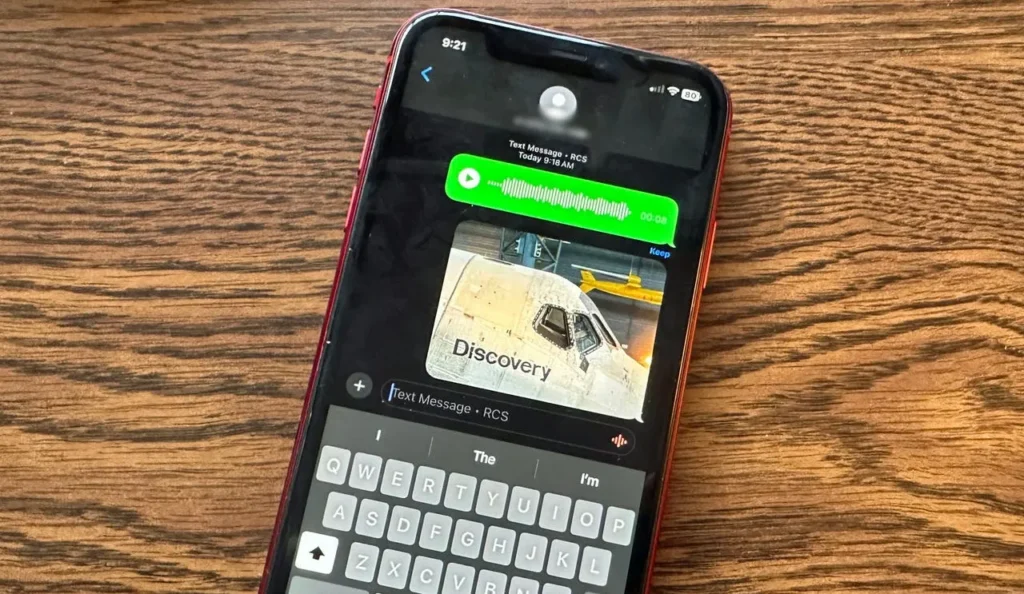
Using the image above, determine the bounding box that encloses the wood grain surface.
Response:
[2,1,1022,592]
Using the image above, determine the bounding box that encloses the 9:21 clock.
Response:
[442,36,468,51]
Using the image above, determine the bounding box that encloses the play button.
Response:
[457,167,481,190]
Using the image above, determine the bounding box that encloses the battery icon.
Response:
[680,89,702,102]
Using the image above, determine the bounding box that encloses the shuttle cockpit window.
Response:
[536,305,571,349]
[573,314,601,356]
[592,314,617,347]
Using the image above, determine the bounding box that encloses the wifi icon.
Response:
[667,86,680,97]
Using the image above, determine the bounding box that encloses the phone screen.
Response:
[267,13,727,594]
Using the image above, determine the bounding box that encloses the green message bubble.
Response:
[444,154,679,247]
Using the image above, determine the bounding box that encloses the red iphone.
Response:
[260,10,730,594]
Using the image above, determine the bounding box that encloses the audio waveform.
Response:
[488,178,631,221]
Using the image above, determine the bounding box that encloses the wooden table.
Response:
[2,1,1022,592]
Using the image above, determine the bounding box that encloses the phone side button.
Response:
[357,128,372,173]
[702,219,718,290]
[344,186,359,233]
[372,85,383,108]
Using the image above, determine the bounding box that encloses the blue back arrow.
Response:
[421,66,433,82]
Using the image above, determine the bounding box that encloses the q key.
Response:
[315,446,352,486]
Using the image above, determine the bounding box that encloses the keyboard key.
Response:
[509,577,540,594]
[450,519,484,559]
[578,546,612,587]
[354,498,389,539]
[420,512,454,552]
[540,585,570,594]
[348,453,383,491]
[545,540,579,580]
[387,505,421,546]
[602,506,636,546]
[381,459,415,498]
[410,555,444,594]
[570,500,603,540]
[444,473,478,512]
[294,531,339,575]
[376,549,411,590]
[482,526,516,566]
[287,575,369,594]
[442,562,475,594]
[475,569,508,594]
[413,466,447,505]
[538,493,571,533]
[344,542,380,583]
[315,446,351,486]
[475,479,509,519]
[322,492,357,532]
[507,486,540,526]
[514,533,548,573]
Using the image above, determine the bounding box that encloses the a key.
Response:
[507,486,541,526]
[344,542,380,583]
[570,500,603,540]
[475,569,508,594]
[410,555,444,594]
[579,546,612,587]
[322,492,357,532]
[376,549,411,590]
[514,533,548,573]
[450,519,484,559]
[387,505,421,546]
[315,446,351,486]
[294,531,339,575]
[354,498,389,539]
[348,453,383,492]
[602,506,636,546]
[441,562,475,594]
[419,512,454,552]
[380,459,415,499]
[538,493,571,532]
[475,479,509,519]
[509,576,540,594]
[286,576,369,594]
[413,466,447,505]
[545,540,579,580]
[444,473,478,512]
[482,526,516,566]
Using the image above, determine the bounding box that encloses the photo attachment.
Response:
[426,221,666,421]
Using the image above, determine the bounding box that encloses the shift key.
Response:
[287,575,368,594]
